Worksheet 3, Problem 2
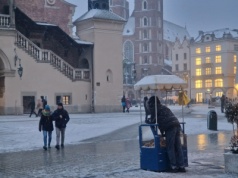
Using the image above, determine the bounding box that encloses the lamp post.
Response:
[14,48,23,79]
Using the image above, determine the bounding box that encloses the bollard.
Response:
[207,110,217,130]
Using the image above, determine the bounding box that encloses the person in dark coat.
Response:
[121,95,126,113]
[41,96,47,109]
[39,105,53,150]
[220,95,225,113]
[148,96,186,173]
[143,96,150,121]
[52,103,70,150]
[28,99,37,117]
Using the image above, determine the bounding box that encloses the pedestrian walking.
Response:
[220,95,225,113]
[28,99,37,117]
[52,103,70,150]
[37,99,43,117]
[125,98,131,113]
[41,96,47,109]
[148,96,186,173]
[121,95,126,113]
[143,96,150,121]
[39,105,54,150]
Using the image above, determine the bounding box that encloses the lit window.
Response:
[196,68,202,76]
[206,68,211,75]
[205,47,210,53]
[216,92,223,97]
[215,67,222,74]
[216,45,221,51]
[234,55,237,62]
[196,58,201,65]
[215,79,223,87]
[215,56,221,63]
[195,80,203,88]
[63,96,70,105]
[56,95,71,105]
[205,79,212,88]
[196,48,201,54]
[234,66,237,74]
[205,57,211,63]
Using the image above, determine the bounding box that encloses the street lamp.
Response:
[14,48,23,78]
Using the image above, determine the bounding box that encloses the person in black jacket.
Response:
[148,96,186,173]
[52,103,70,150]
[39,105,53,150]
[143,96,150,121]
[28,99,37,117]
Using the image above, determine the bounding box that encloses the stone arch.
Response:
[106,69,113,83]
[0,49,12,71]
[211,88,224,97]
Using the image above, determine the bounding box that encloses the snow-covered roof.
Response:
[74,39,93,45]
[134,75,187,91]
[36,22,57,26]
[194,28,238,42]
[74,9,126,23]
[164,20,190,42]
[123,17,135,36]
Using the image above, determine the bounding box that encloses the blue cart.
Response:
[139,124,188,172]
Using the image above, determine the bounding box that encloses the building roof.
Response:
[63,0,77,7]
[74,9,126,23]
[164,20,190,42]
[123,17,135,36]
[194,28,238,42]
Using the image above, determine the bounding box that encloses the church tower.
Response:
[133,0,164,78]
[88,0,109,11]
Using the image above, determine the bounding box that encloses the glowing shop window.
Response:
[234,66,237,74]
[216,92,223,97]
[205,57,211,63]
[196,58,201,65]
[205,68,211,75]
[195,80,202,88]
[234,55,237,62]
[205,80,212,88]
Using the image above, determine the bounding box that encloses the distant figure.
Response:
[126,98,131,113]
[28,99,37,117]
[220,95,225,113]
[52,103,70,150]
[37,99,43,117]
[41,96,47,109]
[39,105,53,150]
[143,96,150,121]
[121,95,126,113]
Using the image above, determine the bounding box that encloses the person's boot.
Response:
[61,144,64,148]
[55,145,60,150]
[43,146,47,151]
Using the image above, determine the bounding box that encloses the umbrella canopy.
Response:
[134,75,188,91]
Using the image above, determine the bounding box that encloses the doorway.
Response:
[23,96,35,114]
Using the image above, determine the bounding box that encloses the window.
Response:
[234,55,237,62]
[196,58,201,65]
[184,63,187,70]
[234,66,237,74]
[205,68,211,75]
[143,29,148,39]
[216,92,223,97]
[195,80,202,88]
[175,64,179,71]
[196,48,201,54]
[123,40,134,61]
[216,45,221,51]
[205,57,211,63]
[143,56,148,64]
[205,80,212,88]
[184,53,187,60]
[196,68,201,76]
[143,0,147,10]
[106,69,113,83]
[215,67,222,74]
[215,56,221,63]
[143,43,148,52]
[215,79,223,87]
[143,17,148,26]
[205,47,211,53]
[56,94,71,105]
[176,54,178,61]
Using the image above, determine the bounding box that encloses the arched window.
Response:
[143,29,148,39]
[143,1,147,10]
[143,17,148,26]
[79,58,89,69]
[106,69,113,83]
[123,40,134,62]
[143,56,148,64]
[143,43,148,52]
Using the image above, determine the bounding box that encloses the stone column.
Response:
[9,0,15,27]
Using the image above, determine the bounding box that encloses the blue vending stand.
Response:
[139,124,188,172]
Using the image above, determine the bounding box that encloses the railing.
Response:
[15,31,90,81]
[0,14,10,27]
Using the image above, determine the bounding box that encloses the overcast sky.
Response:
[66,0,238,38]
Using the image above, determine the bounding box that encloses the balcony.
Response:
[0,14,10,27]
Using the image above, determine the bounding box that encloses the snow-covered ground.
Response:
[0,104,233,153]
